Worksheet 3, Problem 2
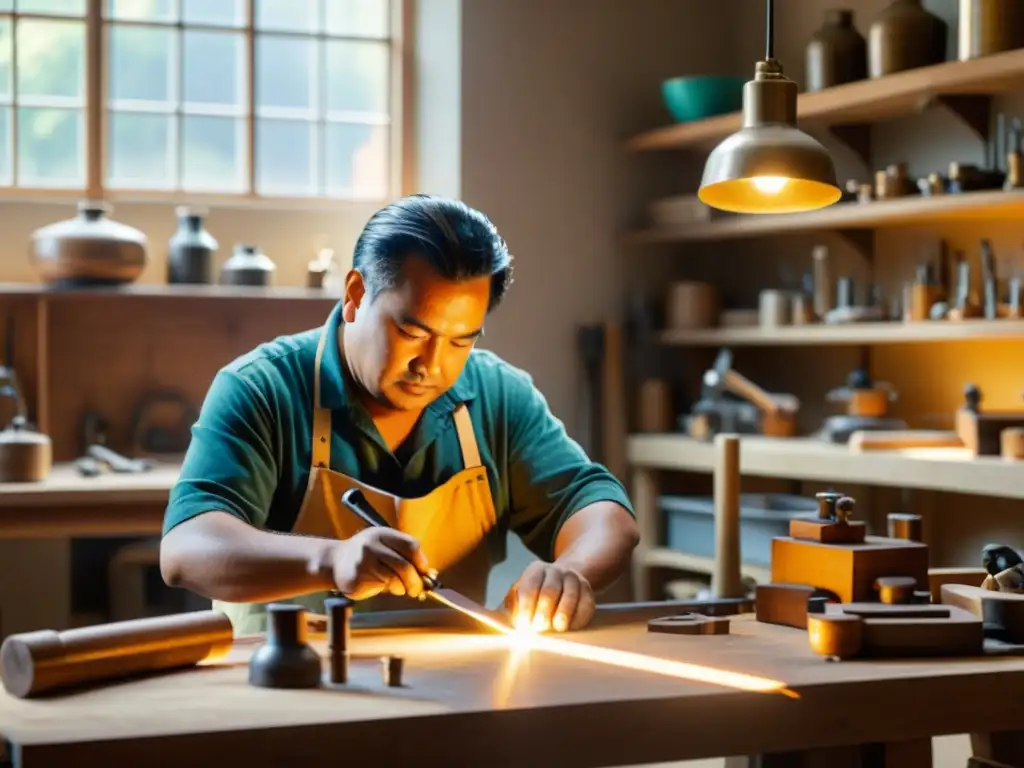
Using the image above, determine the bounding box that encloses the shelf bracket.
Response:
[828,123,872,168]
[835,229,875,263]
[928,95,992,143]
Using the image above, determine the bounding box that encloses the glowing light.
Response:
[751,176,788,194]
[429,592,791,696]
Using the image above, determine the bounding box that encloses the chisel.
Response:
[339,488,510,632]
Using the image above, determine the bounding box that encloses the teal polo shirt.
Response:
[163,302,633,563]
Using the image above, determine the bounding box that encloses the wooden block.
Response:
[940,583,1024,643]
[789,517,866,544]
[1000,427,1024,460]
[808,602,984,659]
[928,567,987,600]
[770,535,929,604]
[754,583,838,630]
[840,603,951,619]
[874,575,918,604]
[957,409,1024,457]
[647,614,730,635]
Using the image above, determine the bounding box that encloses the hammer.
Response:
[702,349,798,416]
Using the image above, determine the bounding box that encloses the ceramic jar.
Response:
[167,206,218,284]
[958,0,1024,60]
[869,0,948,78]
[30,201,148,287]
[806,9,868,92]
[220,244,276,287]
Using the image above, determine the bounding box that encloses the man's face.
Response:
[342,256,490,412]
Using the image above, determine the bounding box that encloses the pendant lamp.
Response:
[697,0,842,215]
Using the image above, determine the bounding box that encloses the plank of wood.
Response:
[0,462,179,507]
[627,191,1024,245]
[626,48,1024,152]
[3,616,1024,767]
[658,320,1024,347]
[627,434,1024,501]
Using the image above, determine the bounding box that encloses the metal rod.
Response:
[765,0,774,60]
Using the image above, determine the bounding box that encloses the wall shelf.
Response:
[626,189,1024,245]
[659,319,1024,347]
[0,283,339,301]
[626,47,1024,153]
[627,434,1024,501]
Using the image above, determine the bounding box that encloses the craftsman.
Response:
[160,194,639,636]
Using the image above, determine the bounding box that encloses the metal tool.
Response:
[339,488,509,631]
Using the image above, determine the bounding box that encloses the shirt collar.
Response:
[316,302,479,413]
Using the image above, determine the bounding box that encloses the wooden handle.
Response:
[712,435,744,599]
[848,430,963,452]
[0,610,234,699]
[721,369,779,414]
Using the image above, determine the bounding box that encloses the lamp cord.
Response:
[765,0,774,59]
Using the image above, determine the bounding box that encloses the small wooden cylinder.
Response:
[637,379,672,433]
[758,290,789,328]
[712,434,744,599]
[1001,427,1024,460]
[665,281,718,330]
[887,513,923,542]
[0,610,234,699]
[848,388,889,418]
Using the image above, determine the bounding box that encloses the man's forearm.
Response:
[160,511,337,603]
[552,501,640,592]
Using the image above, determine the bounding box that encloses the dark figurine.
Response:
[981,543,1023,576]
[964,383,982,413]
[248,603,322,689]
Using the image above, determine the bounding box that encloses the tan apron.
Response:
[216,321,500,635]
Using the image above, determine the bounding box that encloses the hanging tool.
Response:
[339,488,510,632]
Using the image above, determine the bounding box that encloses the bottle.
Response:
[806,9,867,92]
[869,0,948,78]
[167,207,218,285]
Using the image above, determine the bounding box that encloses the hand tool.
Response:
[340,488,510,632]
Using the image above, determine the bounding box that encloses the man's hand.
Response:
[330,528,430,601]
[503,561,595,633]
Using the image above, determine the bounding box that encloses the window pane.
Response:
[18,107,82,186]
[256,118,314,195]
[107,111,172,188]
[255,0,317,33]
[325,122,387,198]
[106,0,176,22]
[183,30,244,109]
[0,108,11,185]
[0,1,11,11]
[0,20,11,102]
[17,0,84,16]
[182,0,245,27]
[182,115,245,191]
[325,0,388,38]
[325,40,388,115]
[256,35,316,113]
[109,25,175,104]
[17,19,85,101]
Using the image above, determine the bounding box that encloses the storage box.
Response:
[661,493,818,567]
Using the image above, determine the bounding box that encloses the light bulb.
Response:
[751,176,789,194]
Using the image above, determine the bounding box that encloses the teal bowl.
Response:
[661,76,747,123]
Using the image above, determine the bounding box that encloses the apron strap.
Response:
[452,403,482,469]
[311,319,332,469]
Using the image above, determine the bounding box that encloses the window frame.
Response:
[3,0,413,209]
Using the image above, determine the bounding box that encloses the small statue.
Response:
[981,544,1024,593]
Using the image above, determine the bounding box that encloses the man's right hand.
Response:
[330,528,430,601]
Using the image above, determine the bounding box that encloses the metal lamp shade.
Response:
[698,60,841,215]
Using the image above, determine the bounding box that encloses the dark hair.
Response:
[353,194,514,311]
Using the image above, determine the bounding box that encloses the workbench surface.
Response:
[2,615,1023,767]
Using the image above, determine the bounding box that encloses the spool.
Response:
[325,596,353,685]
[0,610,234,699]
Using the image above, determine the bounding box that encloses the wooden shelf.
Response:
[0,462,179,507]
[659,319,1024,347]
[641,547,772,584]
[627,434,1024,501]
[627,189,1024,245]
[0,283,338,301]
[627,47,1024,152]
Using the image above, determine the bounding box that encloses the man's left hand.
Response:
[503,561,595,633]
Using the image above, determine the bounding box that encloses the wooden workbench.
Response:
[2,614,1022,767]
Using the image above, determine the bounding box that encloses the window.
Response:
[0,0,404,202]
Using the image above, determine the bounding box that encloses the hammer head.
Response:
[701,348,734,399]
